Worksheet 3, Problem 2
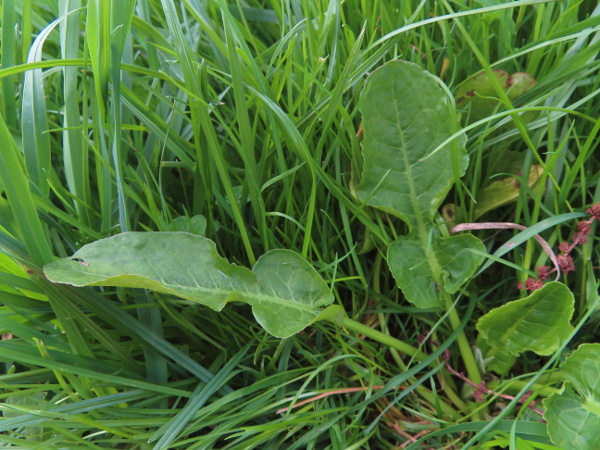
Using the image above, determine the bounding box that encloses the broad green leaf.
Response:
[560,344,600,406]
[544,344,600,450]
[356,60,468,228]
[388,233,485,308]
[477,282,574,368]
[43,232,334,338]
[0,111,53,266]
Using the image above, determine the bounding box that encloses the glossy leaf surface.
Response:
[44,232,334,338]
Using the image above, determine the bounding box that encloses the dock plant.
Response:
[1,0,600,448]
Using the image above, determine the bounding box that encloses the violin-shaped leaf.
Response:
[43,232,334,338]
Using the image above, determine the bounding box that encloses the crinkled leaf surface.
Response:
[388,233,485,308]
[544,344,600,450]
[356,60,468,228]
[477,282,574,362]
[43,232,334,338]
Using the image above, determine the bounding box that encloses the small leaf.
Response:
[388,232,485,308]
[357,60,467,228]
[477,282,574,368]
[506,72,537,99]
[455,69,509,105]
[43,232,333,338]
[455,70,509,124]
[544,344,600,450]
[171,215,207,235]
[313,304,346,326]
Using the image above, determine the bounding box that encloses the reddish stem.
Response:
[451,222,560,281]
[277,385,406,414]
[445,362,543,416]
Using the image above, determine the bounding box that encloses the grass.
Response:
[1,0,600,448]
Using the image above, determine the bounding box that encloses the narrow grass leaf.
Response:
[22,14,64,197]
[151,346,249,449]
[59,0,91,225]
[0,117,52,265]
[0,342,190,397]
[1,0,17,127]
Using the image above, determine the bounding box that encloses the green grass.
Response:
[1,0,599,448]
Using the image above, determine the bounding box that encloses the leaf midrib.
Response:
[75,274,323,314]
[392,79,424,233]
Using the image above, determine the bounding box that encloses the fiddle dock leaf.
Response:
[356,60,468,228]
[544,344,600,450]
[43,232,334,338]
[357,60,481,307]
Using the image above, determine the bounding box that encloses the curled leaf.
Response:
[455,69,536,124]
